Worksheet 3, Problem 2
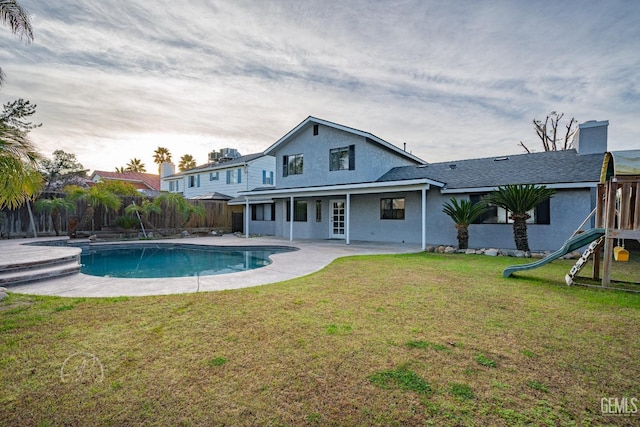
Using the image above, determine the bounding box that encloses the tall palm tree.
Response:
[35,197,75,236]
[125,158,146,172]
[483,184,556,252]
[442,197,488,249]
[153,147,172,173]
[65,185,122,235]
[0,123,42,209]
[114,166,126,173]
[178,154,196,172]
[0,0,34,86]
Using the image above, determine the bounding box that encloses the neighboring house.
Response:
[90,170,161,196]
[236,117,610,251]
[160,152,276,200]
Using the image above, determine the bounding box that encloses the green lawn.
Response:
[1,252,639,426]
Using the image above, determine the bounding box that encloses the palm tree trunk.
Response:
[512,215,530,252]
[74,206,95,235]
[51,209,60,236]
[456,225,469,249]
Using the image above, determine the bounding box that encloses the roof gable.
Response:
[264,116,425,165]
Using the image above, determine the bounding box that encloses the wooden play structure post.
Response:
[594,151,640,287]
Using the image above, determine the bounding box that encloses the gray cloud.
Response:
[0,0,638,172]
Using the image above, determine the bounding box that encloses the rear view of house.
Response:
[238,117,609,251]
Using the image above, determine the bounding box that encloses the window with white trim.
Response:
[330,145,355,171]
[282,154,303,176]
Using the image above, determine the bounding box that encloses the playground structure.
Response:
[504,150,640,289]
[590,150,640,287]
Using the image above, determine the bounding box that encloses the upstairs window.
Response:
[188,175,200,188]
[313,124,319,135]
[470,195,550,224]
[380,198,405,220]
[330,145,355,171]
[209,172,219,181]
[282,154,303,177]
[262,170,274,185]
[226,168,242,184]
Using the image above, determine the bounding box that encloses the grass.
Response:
[1,250,639,425]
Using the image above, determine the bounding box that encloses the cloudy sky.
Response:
[1,0,638,173]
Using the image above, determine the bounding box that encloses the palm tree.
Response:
[178,154,196,172]
[153,147,172,173]
[442,197,488,249]
[125,198,161,234]
[35,197,76,236]
[0,0,33,86]
[155,192,205,231]
[483,184,556,252]
[65,185,122,235]
[125,158,146,172]
[0,123,42,209]
[114,166,126,173]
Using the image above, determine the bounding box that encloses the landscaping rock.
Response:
[465,249,476,255]
[485,249,499,256]
[501,249,514,257]
[437,246,446,253]
[210,230,218,236]
[513,250,526,258]
[475,249,484,255]
[0,287,7,292]
[181,230,190,237]
[530,252,544,259]
[444,246,456,254]
[571,251,583,259]
[425,246,435,252]
[0,292,7,301]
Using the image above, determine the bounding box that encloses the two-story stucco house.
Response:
[235,116,609,251]
[160,152,276,200]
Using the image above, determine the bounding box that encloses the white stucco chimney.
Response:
[574,120,608,155]
[160,162,176,178]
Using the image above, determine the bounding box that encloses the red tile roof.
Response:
[90,171,161,191]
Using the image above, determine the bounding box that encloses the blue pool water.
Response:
[79,244,296,278]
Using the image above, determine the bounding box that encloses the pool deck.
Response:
[0,235,422,297]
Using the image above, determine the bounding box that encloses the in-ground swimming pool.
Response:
[30,241,297,278]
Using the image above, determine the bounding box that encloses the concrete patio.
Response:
[0,235,421,297]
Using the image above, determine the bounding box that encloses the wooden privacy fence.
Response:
[0,193,233,238]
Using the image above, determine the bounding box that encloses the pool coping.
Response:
[1,235,422,297]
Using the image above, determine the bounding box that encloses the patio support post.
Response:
[421,187,426,250]
[245,198,249,239]
[346,193,351,245]
[289,196,294,241]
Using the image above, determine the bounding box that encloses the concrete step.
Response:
[0,257,81,286]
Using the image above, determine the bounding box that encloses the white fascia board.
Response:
[240,179,435,200]
[264,116,426,164]
[228,198,275,206]
[441,181,599,194]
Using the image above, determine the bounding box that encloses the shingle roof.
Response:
[377,150,605,190]
[164,153,266,178]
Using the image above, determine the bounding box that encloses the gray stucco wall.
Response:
[274,124,418,188]
[262,188,596,251]
[425,189,595,251]
[271,192,424,244]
